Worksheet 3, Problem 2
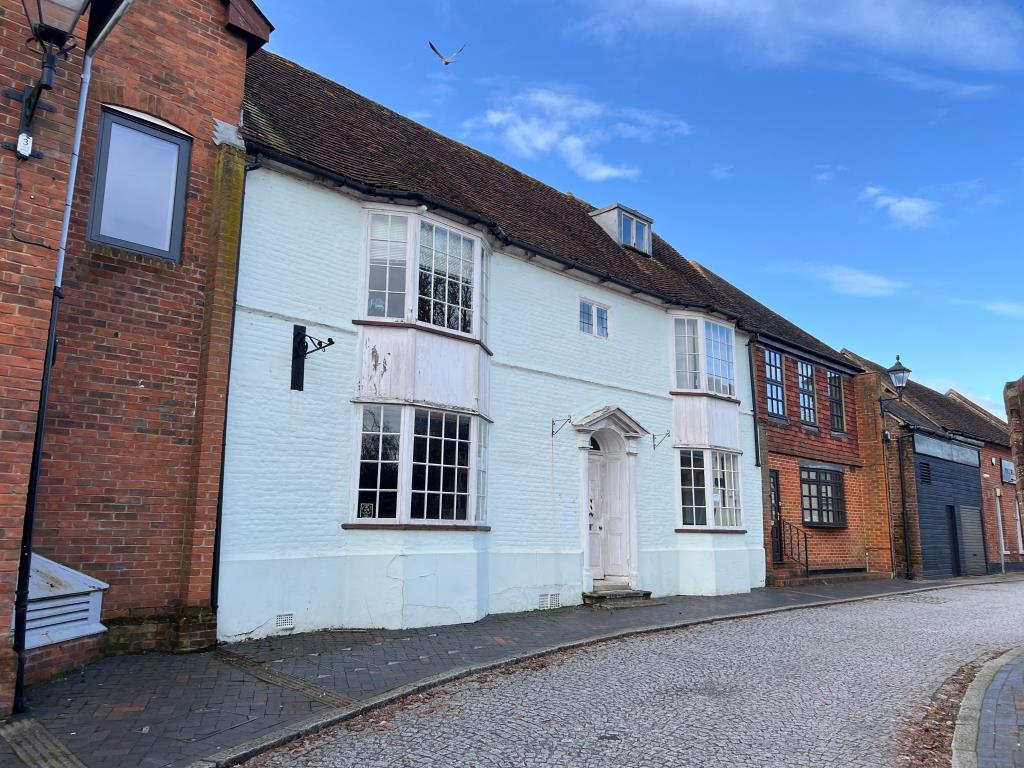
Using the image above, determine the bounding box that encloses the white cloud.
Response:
[880,67,998,98]
[582,0,1024,71]
[462,88,690,181]
[710,163,734,180]
[814,164,846,182]
[981,300,1024,317]
[860,186,940,229]
[776,263,905,297]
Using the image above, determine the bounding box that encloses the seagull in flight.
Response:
[429,41,465,66]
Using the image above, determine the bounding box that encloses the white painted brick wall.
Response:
[219,167,767,637]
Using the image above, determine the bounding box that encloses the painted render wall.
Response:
[218,167,765,639]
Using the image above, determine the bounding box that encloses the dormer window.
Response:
[619,210,650,254]
[588,204,653,255]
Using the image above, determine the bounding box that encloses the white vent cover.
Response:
[538,593,561,610]
[23,555,109,650]
[275,613,295,631]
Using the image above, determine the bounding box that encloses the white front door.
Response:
[588,452,605,580]
[589,447,628,581]
[603,454,628,577]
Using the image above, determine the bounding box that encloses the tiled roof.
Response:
[242,50,850,368]
[844,351,1010,447]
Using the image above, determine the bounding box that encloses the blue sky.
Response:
[259,0,1023,416]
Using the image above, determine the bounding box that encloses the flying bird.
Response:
[429,41,465,66]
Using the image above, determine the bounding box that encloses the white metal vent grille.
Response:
[275,613,295,631]
[538,593,560,610]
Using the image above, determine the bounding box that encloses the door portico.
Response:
[574,406,648,590]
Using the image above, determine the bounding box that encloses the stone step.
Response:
[582,588,653,607]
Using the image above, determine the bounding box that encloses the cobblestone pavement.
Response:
[7,575,1022,768]
[246,581,1024,768]
[978,648,1024,767]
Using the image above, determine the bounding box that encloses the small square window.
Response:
[618,210,651,254]
[88,109,191,261]
[579,300,609,338]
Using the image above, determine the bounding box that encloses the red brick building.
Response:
[848,352,1019,580]
[0,0,269,711]
[750,344,892,584]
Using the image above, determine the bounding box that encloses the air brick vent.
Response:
[275,613,295,631]
[538,593,561,610]
[920,463,932,484]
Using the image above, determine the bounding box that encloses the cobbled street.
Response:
[247,581,1024,768]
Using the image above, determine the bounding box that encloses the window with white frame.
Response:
[679,449,707,526]
[357,405,402,519]
[355,404,486,525]
[797,361,817,424]
[418,221,475,333]
[619,210,650,254]
[367,214,408,319]
[672,317,736,396]
[765,349,785,417]
[363,212,484,338]
[674,318,700,389]
[579,300,609,338]
[678,448,742,528]
[411,409,471,521]
[704,321,736,396]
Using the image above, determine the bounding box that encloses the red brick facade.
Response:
[754,344,893,582]
[0,0,260,711]
[979,442,1023,571]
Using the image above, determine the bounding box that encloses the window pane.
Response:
[580,301,594,334]
[405,408,474,524]
[635,220,647,251]
[798,361,817,424]
[368,214,407,317]
[704,321,735,396]
[620,213,633,247]
[418,222,474,333]
[596,306,609,338]
[359,405,401,520]
[679,449,708,526]
[98,121,182,251]
[675,318,699,389]
[765,349,785,417]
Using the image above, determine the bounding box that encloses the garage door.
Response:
[959,506,986,576]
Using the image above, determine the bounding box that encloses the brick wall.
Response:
[754,345,891,577]
[0,0,253,709]
[980,442,1023,570]
[1006,379,1024,556]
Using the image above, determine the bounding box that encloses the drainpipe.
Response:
[895,433,914,580]
[995,488,1006,574]
[745,338,761,467]
[12,1,133,714]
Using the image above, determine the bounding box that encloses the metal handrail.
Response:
[779,519,809,577]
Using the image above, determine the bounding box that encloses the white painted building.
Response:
[217,52,773,639]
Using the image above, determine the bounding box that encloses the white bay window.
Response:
[678,448,742,529]
[355,404,487,525]
[363,210,482,338]
[672,316,736,397]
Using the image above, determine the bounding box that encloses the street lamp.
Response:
[12,0,90,158]
[884,355,912,400]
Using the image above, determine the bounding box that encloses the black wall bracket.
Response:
[291,324,335,391]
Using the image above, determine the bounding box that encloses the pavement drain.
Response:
[0,717,85,768]
[212,649,356,708]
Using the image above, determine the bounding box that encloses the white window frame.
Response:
[361,207,483,340]
[676,447,743,529]
[619,210,651,254]
[579,298,610,338]
[670,313,737,398]
[351,403,485,526]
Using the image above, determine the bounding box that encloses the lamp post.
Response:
[10,0,133,716]
[13,0,91,158]
[878,356,914,581]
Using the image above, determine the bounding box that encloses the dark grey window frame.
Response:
[800,467,846,527]
[827,370,845,432]
[797,360,817,425]
[764,348,785,417]
[87,108,192,262]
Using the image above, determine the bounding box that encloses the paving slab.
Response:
[5,573,1022,768]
